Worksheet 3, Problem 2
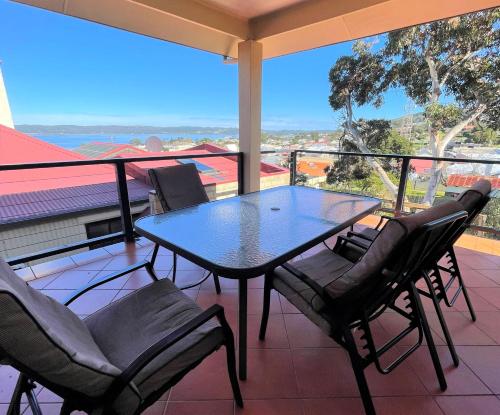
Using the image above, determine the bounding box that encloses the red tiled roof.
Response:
[446,174,500,189]
[0,125,148,224]
[0,126,288,224]
[410,159,433,174]
[74,142,147,159]
[0,125,120,195]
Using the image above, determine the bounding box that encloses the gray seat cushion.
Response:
[84,278,224,413]
[0,259,124,402]
[273,250,353,332]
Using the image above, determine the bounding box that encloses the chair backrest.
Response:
[455,179,492,225]
[148,163,209,212]
[325,201,467,315]
[0,258,121,401]
[429,179,493,260]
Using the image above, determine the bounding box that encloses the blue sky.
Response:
[0,0,410,130]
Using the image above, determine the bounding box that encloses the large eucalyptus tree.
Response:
[328,8,499,204]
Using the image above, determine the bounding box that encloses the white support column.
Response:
[0,66,14,129]
[238,40,262,193]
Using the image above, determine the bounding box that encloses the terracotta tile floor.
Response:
[2,235,500,415]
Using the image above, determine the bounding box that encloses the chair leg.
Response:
[449,248,476,321]
[213,273,222,295]
[259,273,272,340]
[7,374,25,415]
[422,272,459,367]
[410,282,447,391]
[218,311,243,408]
[343,328,376,415]
[172,252,178,283]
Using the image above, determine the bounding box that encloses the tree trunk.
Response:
[422,105,486,205]
[343,96,399,200]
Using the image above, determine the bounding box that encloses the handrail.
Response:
[2,151,244,266]
[0,151,242,171]
[2,147,498,267]
[283,149,499,237]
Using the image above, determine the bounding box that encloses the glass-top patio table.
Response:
[135,185,381,380]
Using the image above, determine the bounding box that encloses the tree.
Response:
[383,9,500,203]
[328,41,399,198]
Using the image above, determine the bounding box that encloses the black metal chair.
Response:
[148,163,222,293]
[339,180,491,329]
[259,201,468,415]
[333,180,491,369]
[0,257,242,414]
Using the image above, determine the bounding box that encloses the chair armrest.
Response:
[346,230,375,242]
[107,304,224,399]
[64,260,154,306]
[336,235,371,251]
[281,263,325,298]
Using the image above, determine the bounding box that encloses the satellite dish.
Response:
[145,136,163,152]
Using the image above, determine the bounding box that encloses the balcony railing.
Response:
[287,149,499,237]
[1,148,498,267]
[1,152,243,266]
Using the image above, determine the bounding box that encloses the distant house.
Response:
[73,142,147,159]
[0,127,289,262]
[445,174,499,198]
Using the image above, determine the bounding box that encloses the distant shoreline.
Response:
[16,124,337,136]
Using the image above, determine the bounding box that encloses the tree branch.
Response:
[439,50,474,88]
[440,103,487,150]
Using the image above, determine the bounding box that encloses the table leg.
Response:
[238,278,248,380]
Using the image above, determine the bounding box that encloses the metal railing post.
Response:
[237,152,244,195]
[115,161,135,242]
[395,157,411,215]
[290,150,297,185]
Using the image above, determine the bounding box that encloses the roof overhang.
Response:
[13,0,500,59]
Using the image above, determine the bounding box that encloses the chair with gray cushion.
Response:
[148,163,221,293]
[259,201,467,415]
[0,258,242,414]
[339,179,491,326]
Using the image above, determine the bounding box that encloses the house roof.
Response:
[121,144,289,186]
[410,159,433,174]
[73,142,147,159]
[0,126,288,225]
[0,125,150,225]
[446,174,500,190]
[15,0,497,59]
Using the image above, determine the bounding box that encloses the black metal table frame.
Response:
[135,188,381,380]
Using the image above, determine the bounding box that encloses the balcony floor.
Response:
[2,233,500,415]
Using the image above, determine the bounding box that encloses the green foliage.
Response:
[424,103,463,130]
[328,40,389,110]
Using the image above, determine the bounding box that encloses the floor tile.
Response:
[15,267,35,281]
[240,349,299,399]
[44,269,99,289]
[284,314,336,348]
[474,312,500,344]
[0,365,19,404]
[406,346,491,395]
[373,397,444,415]
[102,254,148,271]
[427,311,496,345]
[473,288,500,309]
[70,248,111,266]
[302,398,364,415]
[248,314,289,349]
[456,346,500,393]
[478,269,500,285]
[31,257,76,278]
[170,350,235,401]
[165,400,233,415]
[66,289,119,314]
[236,399,304,415]
[292,348,359,397]
[435,396,500,415]
[142,401,167,415]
